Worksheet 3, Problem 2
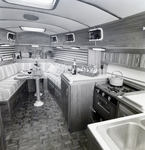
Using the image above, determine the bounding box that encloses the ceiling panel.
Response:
[0,0,145,36]
[46,0,117,27]
[0,21,68,34]
[0,8,87,32]
[80,0,145,18]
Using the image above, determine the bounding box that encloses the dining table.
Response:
[15,73,44,107]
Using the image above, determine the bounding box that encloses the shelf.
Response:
[101,61,145,72]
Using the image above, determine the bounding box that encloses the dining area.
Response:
[15,61,44,107]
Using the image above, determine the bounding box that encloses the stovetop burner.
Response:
[96,83,137,97]
[108,86,120,93]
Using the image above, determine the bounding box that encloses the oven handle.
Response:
[96,95,107,105]
[98,102,110,114]
[91,108,96,113]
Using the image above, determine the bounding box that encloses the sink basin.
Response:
[140,118,145,126]
[107,122,145,150]
[88,114,145,150]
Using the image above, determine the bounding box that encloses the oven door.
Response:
[93,91,117,120]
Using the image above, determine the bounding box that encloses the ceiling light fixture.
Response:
[0,44,10,47]
[4,0,58,10]
[20,26,46,32]
[56,46,63,49]
[31,45,39,48]
[92,48,105,51]
[71,46,80,50]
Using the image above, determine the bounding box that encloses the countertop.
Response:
[117,90,145,112]
[62,73,108,84]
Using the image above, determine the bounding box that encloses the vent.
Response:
[23,14,39,21]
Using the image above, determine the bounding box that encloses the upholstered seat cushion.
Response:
[0,75,25,101]
[46,73,61,89]
[46,63,70,89]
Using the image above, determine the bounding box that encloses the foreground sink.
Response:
[140,118,145,126]
[88,113,145,150]
[107,122,145,150]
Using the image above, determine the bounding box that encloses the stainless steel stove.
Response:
[91,80,141,122]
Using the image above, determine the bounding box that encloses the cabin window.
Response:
[7,32,16,41]
[65,33,75,43]
[89,28,103,41]
[3,0,58,10]
[51,36,58,43]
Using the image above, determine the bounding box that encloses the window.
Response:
[89,28,103,41]
[65,33,75,42]
[51,36,58,43]
[7,32,16,41]
[4,0,58,9]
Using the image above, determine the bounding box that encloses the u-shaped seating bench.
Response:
[0,62,69,121]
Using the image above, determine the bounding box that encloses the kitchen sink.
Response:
[107,122,145,150]
[140,118,145,126]
[88,114,145,150]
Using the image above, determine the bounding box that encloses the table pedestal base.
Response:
[34,101,44,107]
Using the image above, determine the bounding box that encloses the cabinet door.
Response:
[104,52,112,62]
[61,78,69,123]
[140,54,145,68]
[132,54,141,67]
[0,108,6,150]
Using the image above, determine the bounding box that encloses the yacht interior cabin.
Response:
[0,0,145,150]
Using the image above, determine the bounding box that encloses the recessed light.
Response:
[0,44,10,47]
[20,26,46,32]
[56,46,63,49]
[92,48,105,51]
[31,45,39,47]
[71,46,80,50]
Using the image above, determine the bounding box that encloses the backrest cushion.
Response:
[0,63,18,81]
[0,66,6,81]
[46,64,58,75]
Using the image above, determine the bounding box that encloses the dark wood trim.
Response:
[0,108,6,150]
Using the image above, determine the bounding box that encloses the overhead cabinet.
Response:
[101,52,145,70]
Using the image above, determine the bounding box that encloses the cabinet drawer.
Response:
[54,89,61,102]
[21,86,28,99]
[0,103,9,114]
[10,95,21,113]
[48,81,55,94]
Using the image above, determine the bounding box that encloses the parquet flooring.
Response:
[3,83,88,150]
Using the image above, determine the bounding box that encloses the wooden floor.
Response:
[3,86,88,150]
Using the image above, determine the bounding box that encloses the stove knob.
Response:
[108,96,111,101]
[102,92,105,97]
[97,89,100,93]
